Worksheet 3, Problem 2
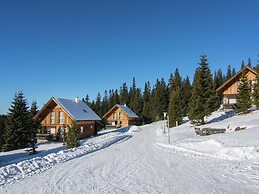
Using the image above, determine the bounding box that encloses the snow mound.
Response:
[179,139,223,153]
[0,133,130,187]
[128,126,142,133]
[215,147,259,160]
[176,139,259,160]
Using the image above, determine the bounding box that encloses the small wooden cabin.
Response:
[103,104,138,128]
[216,66,257,110]
[34,97,102,141]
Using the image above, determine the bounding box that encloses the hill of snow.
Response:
[0,109,258,193]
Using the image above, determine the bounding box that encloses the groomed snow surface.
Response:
[0,110,259,193]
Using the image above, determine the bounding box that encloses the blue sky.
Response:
[0,0,259,114]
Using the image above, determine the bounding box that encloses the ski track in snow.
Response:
[0,121,258,193]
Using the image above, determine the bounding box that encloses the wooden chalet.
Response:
[103,104,138,128]
[216,66,257,110]
[34,97,102,141]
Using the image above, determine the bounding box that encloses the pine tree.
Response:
[66,122,79,149]
[247,57,252,67]
[168,68,183,127]
[4,92,33,151]
[30,101,41,138]
[100,90,109,117]
[119,82,129,105]
[113,89,120,105]
[131,88,143,119]
[253,67,259,108]
[214,68,224,89]
[95,93,102,116]
[153,79,168,120]
[226,65,232,80]
[241,60,245,69]
[129,77,137,108]
[142,82,152,123]
[236,71,252,114]
[0,115,7,150]
[232,68,236,76]
[188,69,205,124]
[182,76,192,116]
[188,54,215,124]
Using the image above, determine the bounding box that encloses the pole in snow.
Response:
[163,112,167,134]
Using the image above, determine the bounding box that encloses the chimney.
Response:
[74,97,79,103]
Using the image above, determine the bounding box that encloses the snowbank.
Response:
[177,139,259,160]
[0,132,130,186]
[156,110,259,161]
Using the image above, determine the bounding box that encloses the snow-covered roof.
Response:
[54,97,101,121]
[116,104,138,118]
[103,104,138,118]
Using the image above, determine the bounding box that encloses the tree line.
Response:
[1,54,259,151]
[84,54,259,127]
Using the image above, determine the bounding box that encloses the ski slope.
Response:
[0,111,259,193]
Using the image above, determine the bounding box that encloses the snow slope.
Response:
[163,110,259,161]
[0,110,258,193]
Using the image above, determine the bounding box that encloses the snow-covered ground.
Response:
[0,110,258,193]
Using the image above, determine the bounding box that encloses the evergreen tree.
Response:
[0,115,7,150]
[188,70,205,124]
[253,68,259,108]
[153,79,168,120]
[226,65,232,80]
[100,90,109,117]
[236,71,252,114]
[66,122,79,149]
[119,82,129,105]
[182,76,192,116]
[83,95,90,104]
[247,57,252,67]
[214,68,224,89]
[113,89,120,105]
[129,77,137,108]
[4,92,33,151]
[95,93,102,116]
[232,67,236,76]
[131,88,143,119]
[30,101,41,138]
[168,68,183,127]
[188,55,216,124]
[142,82,152,123]
[241,60,245,69]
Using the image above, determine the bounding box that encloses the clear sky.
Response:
[0,0,259,114]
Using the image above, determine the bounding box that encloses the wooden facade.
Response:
[216,66,257,109]
[34,98,101,141]
[103,105,138,128]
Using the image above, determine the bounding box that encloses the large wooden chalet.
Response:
[103,104,138,128]
[34,97,102,141]
[216,66,257,110]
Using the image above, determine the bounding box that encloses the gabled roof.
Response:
[103,104,138,119]
[216,65,257,93]
[35,97,101,121]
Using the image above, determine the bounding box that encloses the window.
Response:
[119,112,122,120]
[50,111,55,124]
[59,112,64,124]
[80,126,84,133]
[113,112,117,120]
